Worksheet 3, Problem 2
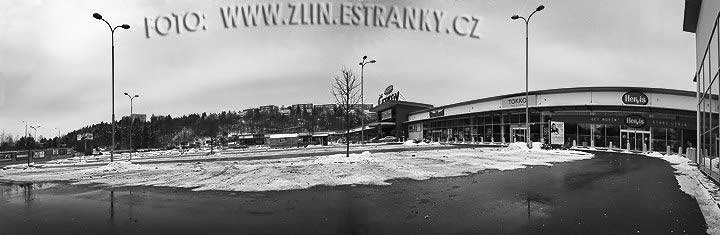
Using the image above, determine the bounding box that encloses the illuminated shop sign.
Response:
[501,95,537,108]
[622,92,648,105]
[624,115,646,128]
[429,109,445,118]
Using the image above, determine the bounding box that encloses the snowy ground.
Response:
[0,143,592,193]
[644,152,720,234]
[11,142,444,167]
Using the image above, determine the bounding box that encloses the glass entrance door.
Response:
[620,130,651,151]
[511,128,527,143]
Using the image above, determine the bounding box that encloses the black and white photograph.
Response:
[0,0,719,234]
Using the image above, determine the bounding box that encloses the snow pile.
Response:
[504,142,530,151]
[531,142,543,149]
[644,152,720,234]
[96,161,143,172]
[0,147,593,193]
[403,140,417,146]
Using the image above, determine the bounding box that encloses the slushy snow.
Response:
[0,146,593,193]
[645,152,720,234]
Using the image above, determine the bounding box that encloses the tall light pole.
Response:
[359,56,376,144]
[55,128,61,148]
[512,5,545,148]
[21,121,28,149]
[124,92,139,161]
[30,125,41,147]
[93,13,130,162]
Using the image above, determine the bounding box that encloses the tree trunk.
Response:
[346,83,350,158]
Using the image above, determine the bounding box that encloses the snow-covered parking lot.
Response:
[0,144,593,192]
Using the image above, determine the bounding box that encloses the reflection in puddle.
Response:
[0,182,57,201]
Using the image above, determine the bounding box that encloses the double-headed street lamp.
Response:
[93,13,130,162]
[124,92,140,161]
[511,5,545,148]
[359,56,376,144]
[29,125,41,147]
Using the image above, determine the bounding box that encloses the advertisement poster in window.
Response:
[550,121,564,145]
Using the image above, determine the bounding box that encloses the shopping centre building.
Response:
[389,87,703,152]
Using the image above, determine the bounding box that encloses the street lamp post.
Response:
[511,5,545,148]
[30,125,41,140]
[22,121,29,166]
[55,128,61,148]
[30,125,41,154]
[124,92,139,161]
[93,13,130,163]
[359,56,376,144]
[21,121,28,147]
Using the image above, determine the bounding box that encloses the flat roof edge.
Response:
[407,87,697,115]
[683,0,702,33]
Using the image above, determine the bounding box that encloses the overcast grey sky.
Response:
[0,0,696,138]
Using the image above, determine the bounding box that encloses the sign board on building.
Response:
[429,109,445,118]
[384,85,394,95]
[550,121,564,145]
[379,91,400,104]
[624,115,647,128]
[552,114,693,130]
[32,151,45,159]
[0,153,12,162]
[501,95,537,108]
[381,109,393,120]
[622,92,649,105]
[76,133,94,141]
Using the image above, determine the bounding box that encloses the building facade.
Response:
[371,100,433,139]
[405,87,704,152]
[684,0,720,178]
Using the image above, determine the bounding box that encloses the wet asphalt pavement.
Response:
[0,152,708,234]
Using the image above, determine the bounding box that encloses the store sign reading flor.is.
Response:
[622,92,648,105]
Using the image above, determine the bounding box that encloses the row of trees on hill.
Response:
[0,104,375,152]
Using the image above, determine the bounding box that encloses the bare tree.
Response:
[331,67,361,157]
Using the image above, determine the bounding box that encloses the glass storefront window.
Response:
[493,124,502,143]
[530,113,541,123]
[565,123,578,147]
[606,125,620,148]
[667,128,680,153]
[652,127,667,152]
[530,123,541,142]
[593,124,606,148]
[485,125,493,142]
[682,129,694,149]
[578,124,592,147]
